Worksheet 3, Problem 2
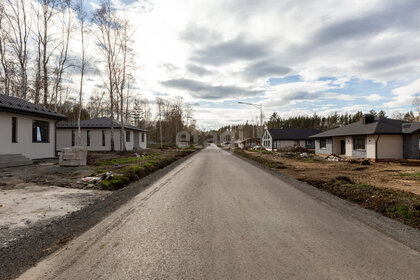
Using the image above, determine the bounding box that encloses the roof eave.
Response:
[0,107,67,120]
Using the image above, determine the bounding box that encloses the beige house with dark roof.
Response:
[311,114,420,161]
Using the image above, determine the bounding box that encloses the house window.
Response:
[320,139,327,149]
[353,136,366,150]
[126,131,130,142]
[71,130,75,146]
[12,117,17,143]
[87,130,91,146]
[141,132,145,142]
[32,120,49,143]
[102,130,106,146]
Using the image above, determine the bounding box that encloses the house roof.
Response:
[311,118,420,138]
[57,117,148,132]
[0,93,67,120]
[239,138,260,143]
[267,128,322,140]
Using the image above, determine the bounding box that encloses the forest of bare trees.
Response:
[0,0,197,149]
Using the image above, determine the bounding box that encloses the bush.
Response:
[101,175,130,190]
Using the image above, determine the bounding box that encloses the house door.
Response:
[340,140,346,155]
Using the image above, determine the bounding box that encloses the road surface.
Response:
[18,145,420,280]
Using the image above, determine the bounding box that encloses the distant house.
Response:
[239,138,261,148]
[0,93,67,161]
[262,128,322,150]
[310,114,420,161]
[56,117,148,152]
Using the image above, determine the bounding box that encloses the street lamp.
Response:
[238,101,263,156]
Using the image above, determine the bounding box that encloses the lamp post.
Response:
[238,102,263,156]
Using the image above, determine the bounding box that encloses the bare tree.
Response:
[94,0,122,151]
[0,3,11,96]
[51,0,74,108]
[86,90,106,118]
[156,98,164,149]
[3,0,30,98]
[114,19,134,151]
[413,95,420,122]
[76,0,88,145]
[33,7,42,104]
[38,0,61,105]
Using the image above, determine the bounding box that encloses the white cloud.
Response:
[383,79,420,108]
[17,0,420,128]
[365,94,385,102]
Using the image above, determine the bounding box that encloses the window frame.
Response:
[141,132,145,143]
[102,130,106,146]
[12,117,17,143]
[71,130,75,146]
[319,139,327,149]
[87,130,91,146]
[32,120,50,143]
[126,130,131,142]
[353,136,366,151]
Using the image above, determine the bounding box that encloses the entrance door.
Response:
[340,140,346,155]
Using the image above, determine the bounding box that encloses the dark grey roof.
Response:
[402,122,420,134]
[267,128,322,140]
[57,117,148,132]
[0,93,67,120]
[311,118,420,138]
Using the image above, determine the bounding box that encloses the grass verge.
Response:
[400,172,420,181]
[99,151,194,191]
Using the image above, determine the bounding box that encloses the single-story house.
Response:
[310,114,420,161]
[0,93,67,160]
[262,128,322,150]
[240,138,261,148]
[56,117,148,151]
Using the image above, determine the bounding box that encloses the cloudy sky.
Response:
[96,0,420,129]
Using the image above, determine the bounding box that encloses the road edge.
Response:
[231,150,420,252]
[0,149,201,280]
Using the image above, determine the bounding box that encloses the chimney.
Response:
[362,114,375,124]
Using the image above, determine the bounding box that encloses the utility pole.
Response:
[238,102,263,157]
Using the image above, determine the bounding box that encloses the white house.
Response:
[262,128,322,150]
[56,117,148,151]
[311,114,420,161]
[0,93,67,161]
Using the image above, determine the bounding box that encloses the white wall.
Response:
[57,128,147,151]
[262,130,272,149]
[0,112,57,159]
[278,140,295,148]
[366,135,377,159]
[345,136,352,157]
[315,138,333,154]
[299,140,306,148]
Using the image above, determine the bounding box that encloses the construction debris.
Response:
[59,146,87,166]
[79,172,113,185]
[300,152,309,158]
[325,154,345,162]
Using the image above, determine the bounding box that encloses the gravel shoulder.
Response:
[232,150,420,251]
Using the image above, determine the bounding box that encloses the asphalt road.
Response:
[18,145,420,280]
